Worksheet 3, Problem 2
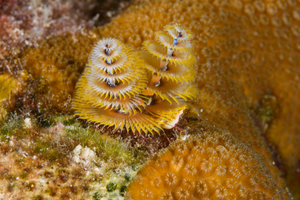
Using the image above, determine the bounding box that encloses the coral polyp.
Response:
[73,24,198,134]
[3,0,300,198]
[125,131,291,200]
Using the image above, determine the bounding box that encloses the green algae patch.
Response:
[0,113,147,168]
[66,127,133,163]
[43,115,146,164]
[3,113,147,170]
[106,181,117,192]
[0,114,26,142]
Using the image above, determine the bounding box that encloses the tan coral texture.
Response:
[20,0,300,197]
[125,131,290,199]
[93,0,300,189]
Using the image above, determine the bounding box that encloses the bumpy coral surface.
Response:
[92,0,300,196]
[6,0,131,113]
[126,131,290,199]
[96,0,300,167]
[21,35,97,112]
[15,0,300,198]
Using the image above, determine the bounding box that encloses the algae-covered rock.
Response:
[0,114,146,199]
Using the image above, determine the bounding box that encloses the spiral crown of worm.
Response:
[72,24,197,134]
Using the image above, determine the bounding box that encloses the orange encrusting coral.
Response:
[94,0,300,194]
[21,35,97,112]
[21,0,300,170]
[19,0,300,197]
[125,130,291,199]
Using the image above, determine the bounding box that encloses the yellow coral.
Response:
[125,130,291,199]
